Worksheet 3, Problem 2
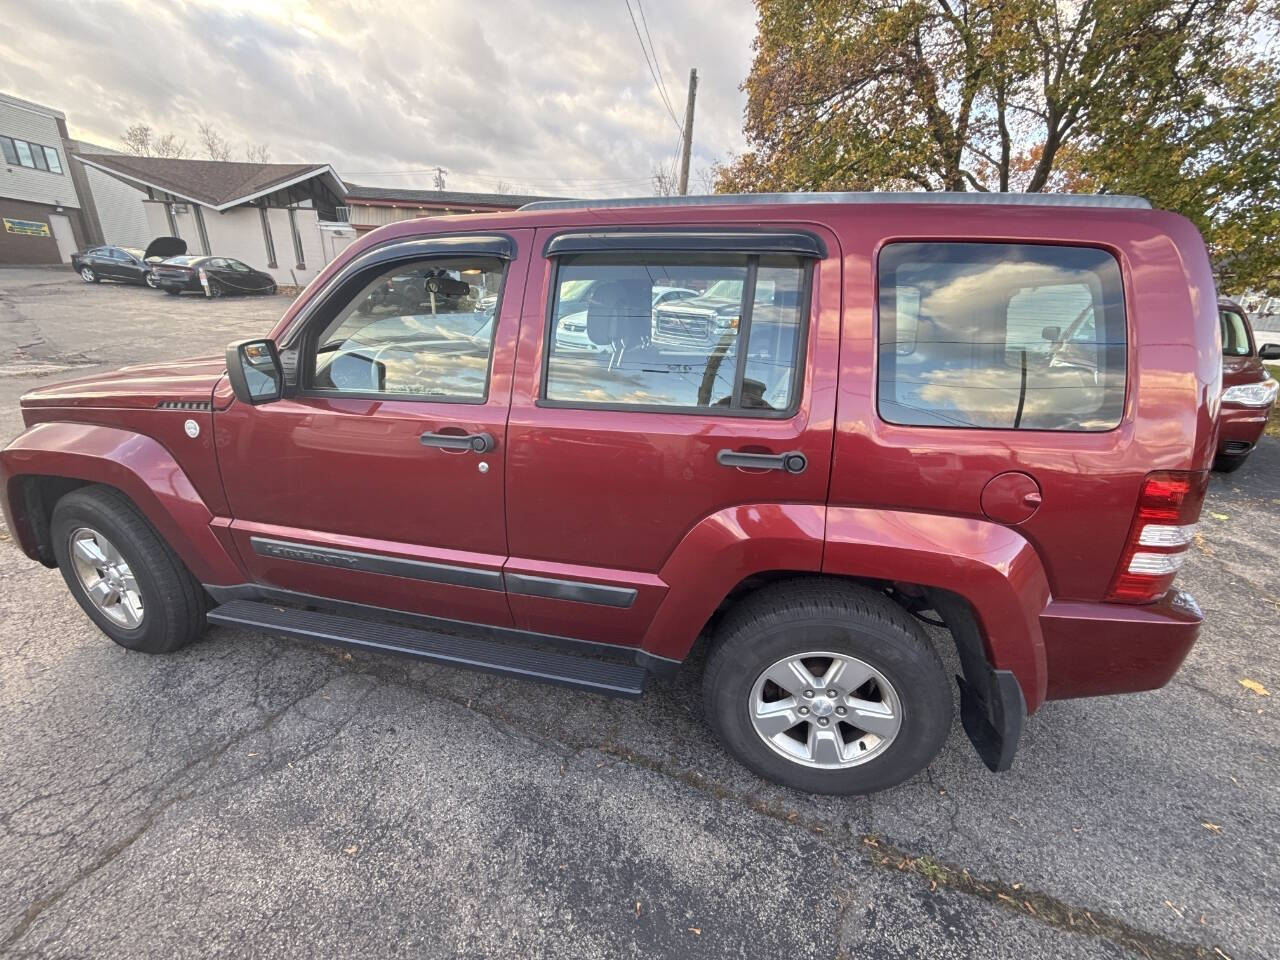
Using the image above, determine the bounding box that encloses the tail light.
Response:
[1107,471,1209,603]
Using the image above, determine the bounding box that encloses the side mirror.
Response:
[1259,343,1280,360]
[1041,325,1062,343]
[226,338,283,405]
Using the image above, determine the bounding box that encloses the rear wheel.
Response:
[51,486,207,654]
[208,279,224,298]
[79,266,98,283]
[703,579,952,794]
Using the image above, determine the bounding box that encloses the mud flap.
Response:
[956,668,1025,772]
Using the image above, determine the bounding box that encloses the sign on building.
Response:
[3,218,51,237]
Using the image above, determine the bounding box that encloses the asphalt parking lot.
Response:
[0,266,1276,960]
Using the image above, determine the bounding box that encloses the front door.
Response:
[503,225,842,647]
[48,214,75,263]
[216,232,531,627]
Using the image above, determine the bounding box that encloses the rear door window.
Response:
[877,242,1126,431]
[542,252,810,414]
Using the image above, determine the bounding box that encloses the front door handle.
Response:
[420,430,495,453]
[716,449,807,474]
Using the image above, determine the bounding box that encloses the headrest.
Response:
[586,279,652,347]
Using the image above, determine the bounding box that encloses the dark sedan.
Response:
[151,256,278,297]
[70,245,159,288]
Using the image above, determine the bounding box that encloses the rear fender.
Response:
[0,422,245,584]
[823,507,1050,712]
[640,503,827,661]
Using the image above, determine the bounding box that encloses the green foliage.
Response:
[717,0,1280,291]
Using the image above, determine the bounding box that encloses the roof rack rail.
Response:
[519,191,1151,212]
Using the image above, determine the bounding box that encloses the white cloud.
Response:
[0,0,756,197]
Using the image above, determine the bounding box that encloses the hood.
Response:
[143,236,187,261]
[20,356,225,410]
[1222,354,1266,389]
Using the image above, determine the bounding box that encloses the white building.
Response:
[0,92,99,264]
[75,153,352,287]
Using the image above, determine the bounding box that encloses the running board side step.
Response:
[207,599,647,698]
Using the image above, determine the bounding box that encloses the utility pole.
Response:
[678,67,698,195]
[432,166,448,191]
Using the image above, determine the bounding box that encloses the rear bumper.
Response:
[156,276,201,292]
[1216,404,1270,455]
[1041,590,1202,700]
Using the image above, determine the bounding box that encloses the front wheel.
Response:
[51,485,207,654]
[703,579,953,795]
[1213,452,1249,473]
[144,272,158,288]
[79,266,98,283]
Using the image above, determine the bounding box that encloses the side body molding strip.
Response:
[249,537,638,608]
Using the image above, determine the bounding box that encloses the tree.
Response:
[121,123,189,159]
[245,143,272,163]
[197,121,232,161]
[652,164,680,196]
[716,0,1280,290]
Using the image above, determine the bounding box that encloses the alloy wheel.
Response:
[749,651,903,768]
[67,527,144,629]
[80,267,95,282]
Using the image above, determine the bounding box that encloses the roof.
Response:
[344,183,565,209]
[521,191,1152,212]
[0,91,65,121]
[75,154,346,211]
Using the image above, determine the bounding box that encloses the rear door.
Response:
[503,225,841,647]
[216,231,531,626]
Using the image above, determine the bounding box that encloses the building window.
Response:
[259,207,278,269]
[164,203,180,237]
[287,207,305,269]
[194,207,211,256]
[0,134,62,174]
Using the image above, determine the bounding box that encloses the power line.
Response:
[636,0,678,123]
[623,0,683,133]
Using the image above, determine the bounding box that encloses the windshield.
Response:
[165,256,204,266]
[1219,308,1252,357]
[701,278,778,302]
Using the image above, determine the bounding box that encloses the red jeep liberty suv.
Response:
[0,193,1221,795]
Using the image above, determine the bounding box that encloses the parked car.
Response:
[151,256,277,297]
[557,285,698,352]
[1215,299,1280,472]
[69,236,186,288]
[0,193,1222,795]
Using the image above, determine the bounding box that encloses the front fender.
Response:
[640,503,827,661]
[1,422,245,585]
[823,507,1050,712]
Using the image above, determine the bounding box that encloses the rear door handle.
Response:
[716,449,807,474]
[420,430,495,453]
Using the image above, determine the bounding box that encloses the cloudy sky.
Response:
[0,0,757,198]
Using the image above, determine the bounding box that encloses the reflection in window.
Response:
[544,252,808,412]
[877,243,1126,431]
[311,257,505,399]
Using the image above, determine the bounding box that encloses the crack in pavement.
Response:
[0,670,352,951]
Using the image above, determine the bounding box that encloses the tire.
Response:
[144,272,158,289]
[79,266,98,283]
[164,288,181,296]
[50,485,207,654]
[1213,453,1248,473]
[208,280,223,298]
[703,578,952,795]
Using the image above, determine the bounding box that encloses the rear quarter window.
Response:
[877,242,1126,431]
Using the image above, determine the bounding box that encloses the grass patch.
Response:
[1266,362,1280,438]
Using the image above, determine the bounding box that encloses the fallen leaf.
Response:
[1239,678,1270,696]
[1201,821,1222,835]
[635,901,641,917]
[688,927,701,936]
[344,844,359,855]
[1210,512,1230,521]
